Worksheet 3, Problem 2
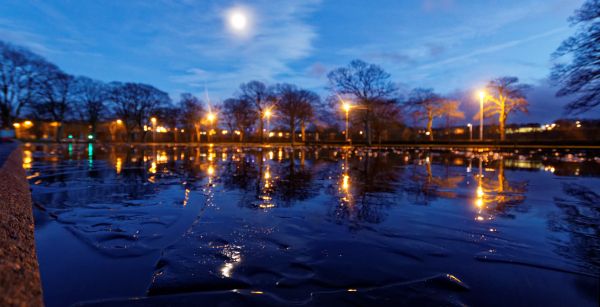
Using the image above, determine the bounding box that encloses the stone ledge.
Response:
[0,142,43,307]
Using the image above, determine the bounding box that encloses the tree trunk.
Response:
[259,115,264,143]
[239,131,244,143]
[291,120,296,146]
[301,120,306,143]
[366,109,372,146]
[91,122,97,139]
[195,128,201,144]
[55,124,63,143]
[499,106,506,141]
[1,108,11,129]
[427,113,433,141]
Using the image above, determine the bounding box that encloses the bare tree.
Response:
[327,59,397,145]
[154,104,180,142]
[239,81,273,142]
[222,98,257,142]
[551,0,600,113]
[371,99,403,144]
[485,77,529,141]
[109,82,171,142]
[33,68,75,142]
[274,84,318,145]
[178,93,204,143]
[0,41,54,128]
[298,90,318,143]
[439,100,465,138]
[73,76,109,138]
[406,88,444,141]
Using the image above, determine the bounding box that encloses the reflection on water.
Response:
[26,144,600,306]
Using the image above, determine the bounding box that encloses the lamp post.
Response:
[264,109,272,141]
[151,117,157,142]
[343,102,351,143]
[207,112,215,143]
[467,123,473,141]
[478,91,485,141]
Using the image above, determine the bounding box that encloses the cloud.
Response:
[165,0,320,97]
[422,0,455,12]
[416,27,568,70]
[307,62,328,78]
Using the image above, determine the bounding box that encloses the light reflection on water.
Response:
[26,143,600,307]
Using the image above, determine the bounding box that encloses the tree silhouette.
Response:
[0,41,54,128]
[239,81,273,143]
[273,84,318,145]
[222,98,257,142]
[484,77,529,141]
[178,93,205,143]
[72,76,109,138]
[327,60,398,145]
[109,82,171,142]
[551,0,600,114]
[406,88,444,141]
[32,68,75,141]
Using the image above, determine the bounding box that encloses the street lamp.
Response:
[207,112,216,143]
[264,109,272,140]
[342,102,351,143]
[467,123,473,141]
[478,91,485,141]
[151,117,157,142]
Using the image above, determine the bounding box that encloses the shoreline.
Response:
[20,140,600,150]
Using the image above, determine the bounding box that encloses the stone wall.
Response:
[0,143,43,306]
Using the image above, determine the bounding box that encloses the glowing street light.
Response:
[264,108,272,138]
[207,112,216,142]
[150,117,157,142]
[207,113,215,123]
[342,102,351,143]
[467,123,473,141]
[478,91,485,141]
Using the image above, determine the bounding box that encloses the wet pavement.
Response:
[26,143,600,306]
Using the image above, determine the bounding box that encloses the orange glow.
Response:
[264,109,272,118]
[116,119,123,125]
[342,174,350,190]
[478,90,485,100]
[476,186,484,198]
[22,150,32,169]
[343,102,351,112]
[207,113,216,122]
[115,157,122,174]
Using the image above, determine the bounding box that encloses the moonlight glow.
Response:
[229,11,247,30]
[225,7,252,35]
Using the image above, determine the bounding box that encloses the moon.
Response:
[225,7,252,36]
[229,11,247,31]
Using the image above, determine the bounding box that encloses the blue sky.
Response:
[1,0,597,122]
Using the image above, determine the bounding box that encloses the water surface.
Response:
[27,144,600,306]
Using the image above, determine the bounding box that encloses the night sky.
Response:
[1,0,597,123]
